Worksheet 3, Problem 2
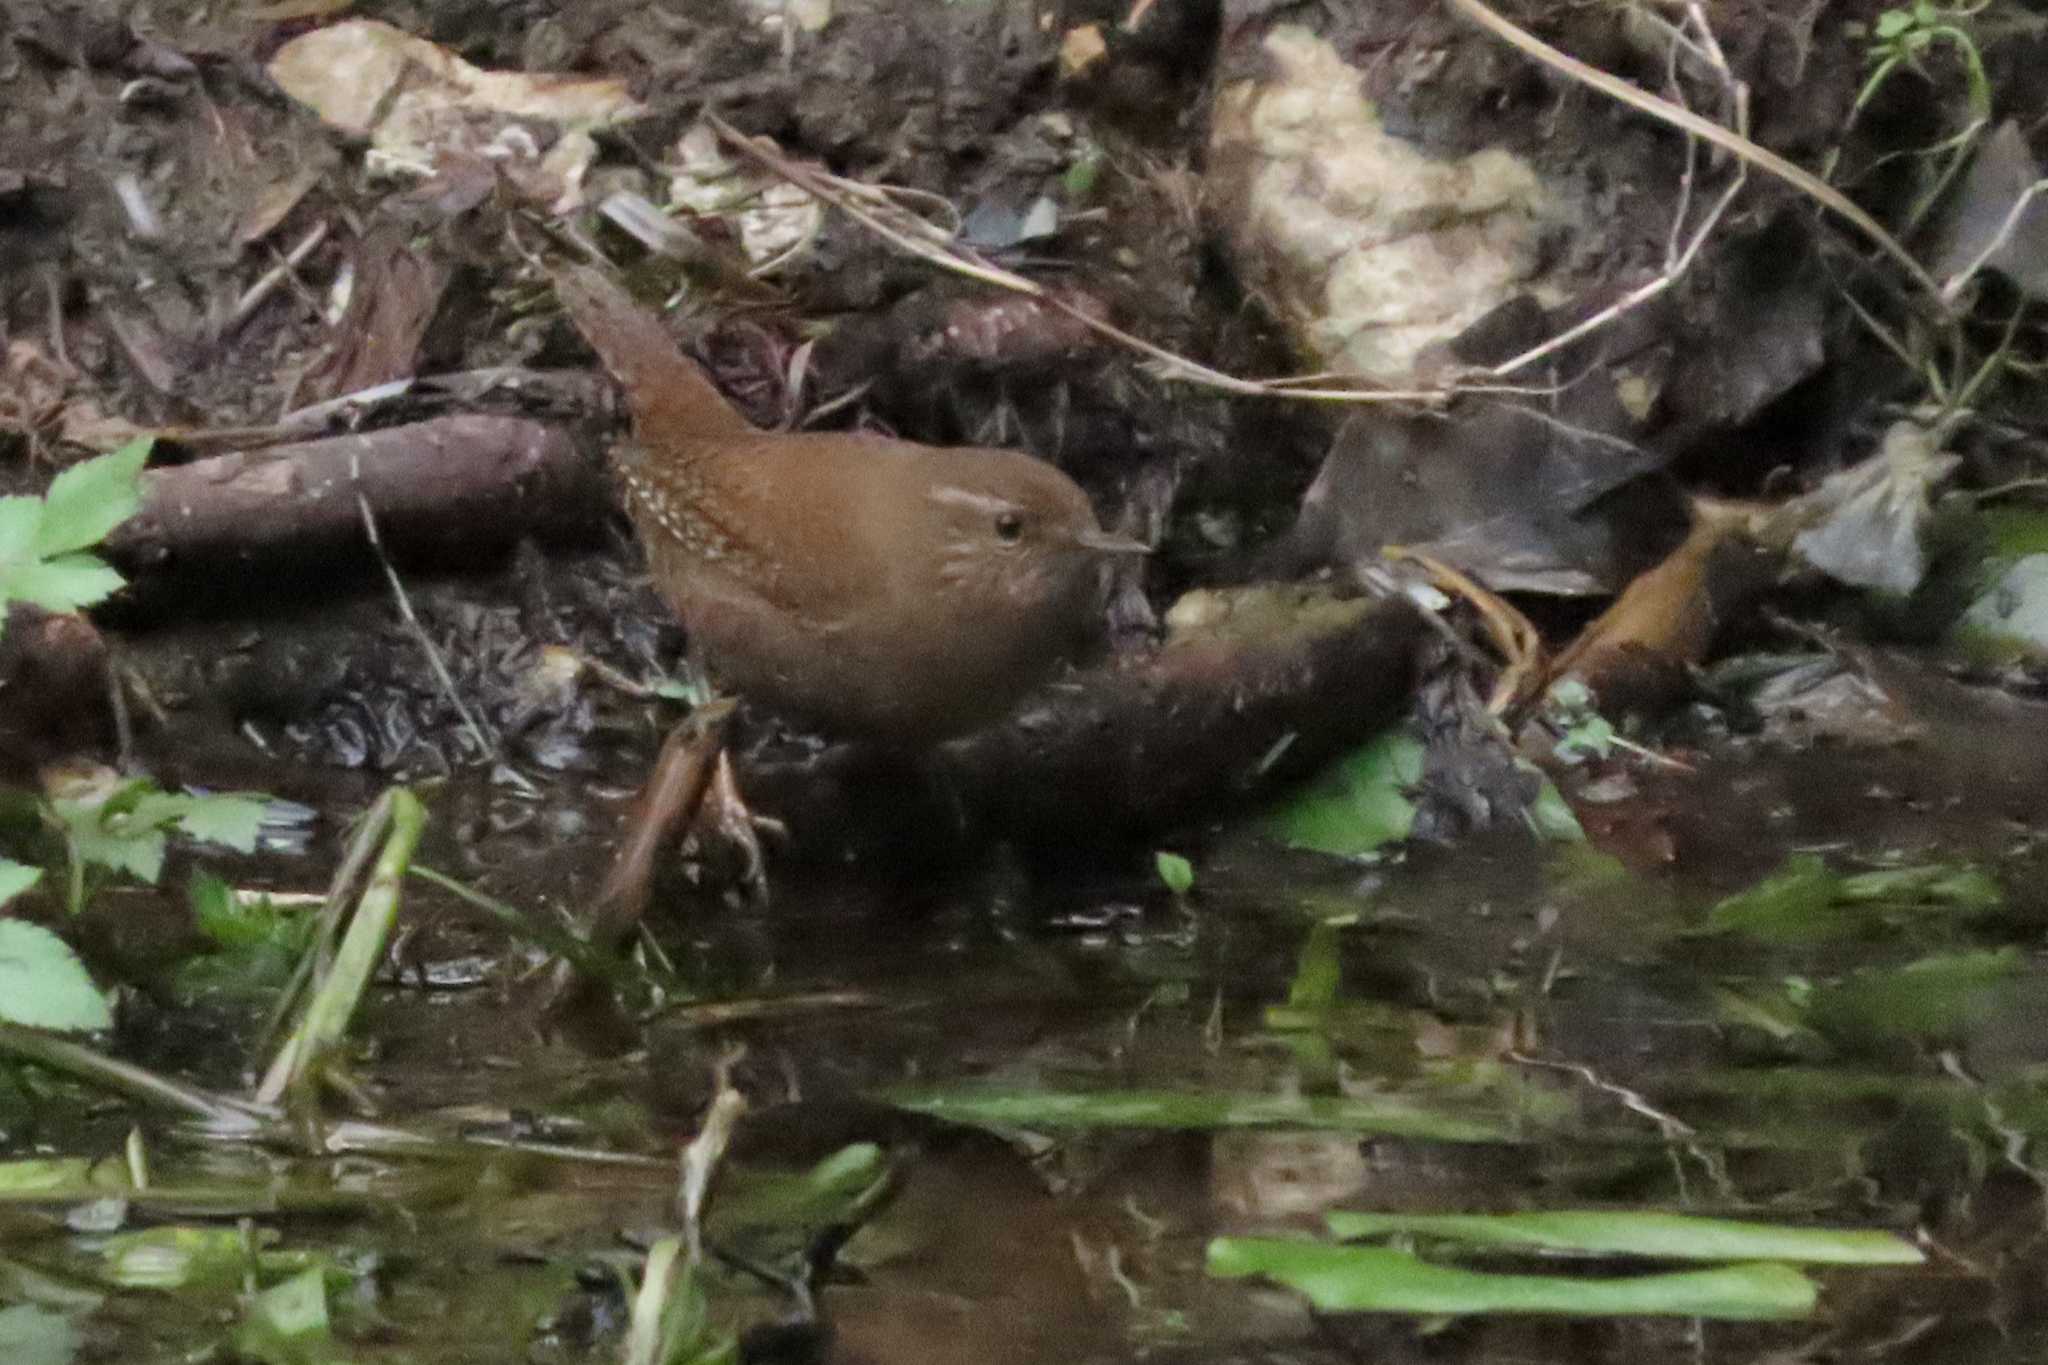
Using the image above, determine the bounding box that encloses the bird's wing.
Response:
[682,435,931,624]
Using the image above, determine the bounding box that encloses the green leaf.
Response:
[653,675,710,705]
[0,1158,97,1193]
[0,921,111,1031]
[1263,730,1422,856]
[624,1240,733,1365]
[0,497,44,568]
[234,1266,332,1365]
[1837,862,2001,910]
[1155,851,1194,895]
[1700,855,2004,943]
[0,1304,84,1365]
[1711,984,1820,1046]
[169,793,272,854]
[1284,918,1343,1011]
[49,787,159,887]
[1523,771,1585,842]
[1207,1238,1818,1319]
[709,1143,892,1242]
[1700,855,1841,941]
[1553,713,1615,761]
[1,555,127,614]
[188,869,309,956]
[1325,1210,1923,1265]
[188,869,237,939]
[121,787,273,854]
[117,790,190,828]
[32,440,149,558]
[50,783,274,893]
[1062,147,1104,199]
[1811,948,2022,1044]
[1874,9,1913,38]
[102,1225,258,1291]
[63,814,166,885]
[0,860,41,907]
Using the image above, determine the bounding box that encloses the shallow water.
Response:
[11,660,2048,1363]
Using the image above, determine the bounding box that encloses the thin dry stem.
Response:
[1938,177,2048,306]
[1447,0,1943,302]
[226,221,330,336]
[702,114,1499,407]
[1492,165,1746,378]
[1487,0,1751,377]
[352,454,500,770]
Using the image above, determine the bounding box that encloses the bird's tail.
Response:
[550,265,756,443]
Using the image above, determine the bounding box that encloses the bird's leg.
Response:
[693,746,785,902]
[656,658,780,897]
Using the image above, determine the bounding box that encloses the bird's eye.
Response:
[994,511,1025,543]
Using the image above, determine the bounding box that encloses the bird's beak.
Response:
[1075,527,1151,555]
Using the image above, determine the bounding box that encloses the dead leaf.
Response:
[1060,24,1108,76]
[266,19,645,211]
[1781,422,1959,595]
[1930,121,2048,300]
[234,168,322,247]
[1551,499,1777,712]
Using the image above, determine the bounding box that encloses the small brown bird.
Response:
[553,266,1145,744]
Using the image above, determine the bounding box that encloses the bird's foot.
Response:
[696,748,785,902]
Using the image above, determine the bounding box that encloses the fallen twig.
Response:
[354,461,499,768]
[1385,546,1544,714]
[225,220,332,337]
[540,700,736,1013]
[0,1021,272,1135]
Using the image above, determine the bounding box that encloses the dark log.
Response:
[103,414,611,574]
[737,590,1428,863]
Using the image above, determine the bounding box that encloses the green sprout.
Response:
[1856,2,1991,122]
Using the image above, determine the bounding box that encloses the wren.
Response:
[553,266,1145,744]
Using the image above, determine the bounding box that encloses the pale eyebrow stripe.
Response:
[927,485,1022,517]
